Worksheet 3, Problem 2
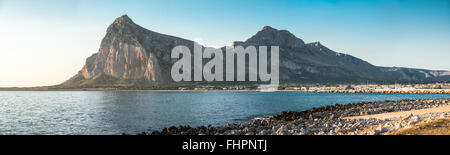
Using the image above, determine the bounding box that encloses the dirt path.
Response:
[344,105,450,120]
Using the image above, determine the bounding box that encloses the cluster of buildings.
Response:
[301,83,450,91]
[176,83,450,93]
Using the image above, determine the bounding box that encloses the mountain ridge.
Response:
[60,15,450,88]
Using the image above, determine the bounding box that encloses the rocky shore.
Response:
[305,89,450,94]
[146,98,450,135]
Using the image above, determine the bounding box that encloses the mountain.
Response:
[238,26,450,83]
[60,15,450,88]
[61,15,194,87]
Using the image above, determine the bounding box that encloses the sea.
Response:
[0,91,449,135]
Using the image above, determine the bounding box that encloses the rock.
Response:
[146,98,450,136]
[62,15,193,87]
[375,126,388,134]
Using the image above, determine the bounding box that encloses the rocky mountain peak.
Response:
[245,26,305,48]
[104,15,150,45]
[112,14,134,26]
[106,14,143,35]
[261,26,277,31]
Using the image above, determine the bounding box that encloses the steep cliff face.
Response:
[62,15,194,87]
[82,15,158,81]
[62,15,449,88]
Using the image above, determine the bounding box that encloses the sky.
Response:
[0,0,449,87]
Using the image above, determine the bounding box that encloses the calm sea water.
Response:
[0,91,449,135]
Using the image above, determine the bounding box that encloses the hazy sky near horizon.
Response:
[0,0,449,87]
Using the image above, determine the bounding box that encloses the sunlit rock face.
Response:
[82,15,159,82]
[63,15,195,87]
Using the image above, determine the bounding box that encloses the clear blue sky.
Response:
[0,0,449,87]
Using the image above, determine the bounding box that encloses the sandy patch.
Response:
[344,105,450,120]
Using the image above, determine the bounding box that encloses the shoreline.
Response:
[1,83,449,94]
[145,98,450,135]
[1,88,449,94]
[305,89,450,94]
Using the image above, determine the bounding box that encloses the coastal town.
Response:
[287,83,450,94]
[176,82,450,94]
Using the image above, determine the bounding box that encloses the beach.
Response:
[149,98,450,135]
